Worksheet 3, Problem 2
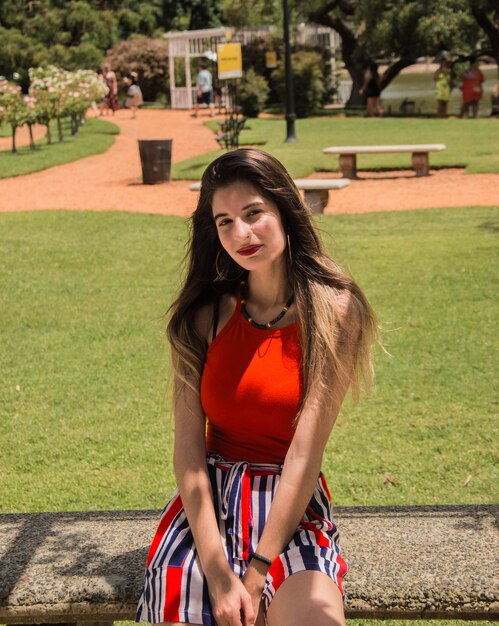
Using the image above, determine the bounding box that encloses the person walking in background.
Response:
[193,62,215,118]
[135,148,378,626]
[103,64,119,115]
[433,58,452,118]
[124,71,143,119]
[93,68,109,116]
[460,59,485,118]
[360,62,384,117]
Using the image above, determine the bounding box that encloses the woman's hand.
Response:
[242,561,268,626]
[207,566,255,626]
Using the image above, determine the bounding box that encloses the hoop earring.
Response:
[215,249,227,281]
[287,233,293,265]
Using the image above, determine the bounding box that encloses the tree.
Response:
[469,0,499,74]
[187,0,224,30]
[299,0,478,107]
[104,38,170,102]
[0,80,29,152]
[222,0,282,28]
[0,0,224,84]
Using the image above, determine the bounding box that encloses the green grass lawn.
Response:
[1,207,496,626]
[173,116,499,179]
[1,206,497,514]
[0,117,119,178]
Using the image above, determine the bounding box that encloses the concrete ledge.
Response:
[0,505,497,623]
[322,144,446,154]
[189,179,350,192]
[189,178,350,213]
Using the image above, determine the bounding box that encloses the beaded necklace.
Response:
[240,280,294,329]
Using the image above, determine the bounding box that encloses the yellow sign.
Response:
[217,43,243,80]
[265,51,277,69]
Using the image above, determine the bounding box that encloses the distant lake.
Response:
[338,67,497,117]
[381,67,497,117]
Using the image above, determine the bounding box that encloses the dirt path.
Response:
[0,108,497,216]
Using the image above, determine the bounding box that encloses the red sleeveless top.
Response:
[201,299,302,463]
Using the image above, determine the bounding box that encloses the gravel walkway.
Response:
[0,108,497,216]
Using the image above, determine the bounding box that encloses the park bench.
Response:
[0,505,497,625]
[323,144,446,178]
[189,178,350,214]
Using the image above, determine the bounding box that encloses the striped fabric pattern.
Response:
[136,455,347,625]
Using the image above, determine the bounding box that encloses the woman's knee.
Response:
[267,570,345,626]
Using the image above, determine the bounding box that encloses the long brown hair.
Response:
[167,149,378,415]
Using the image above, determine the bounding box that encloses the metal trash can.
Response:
[138,139,172,184]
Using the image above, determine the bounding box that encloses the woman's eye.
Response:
[248,210,262,217]
[218,219,231,227]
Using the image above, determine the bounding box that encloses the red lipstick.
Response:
[237,245,262,256]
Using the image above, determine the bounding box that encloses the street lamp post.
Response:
[282,0,297,142]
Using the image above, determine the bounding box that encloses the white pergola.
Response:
[165,27,231,110]
[164,25,341,109]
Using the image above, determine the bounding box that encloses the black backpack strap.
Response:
[212,297,220,342]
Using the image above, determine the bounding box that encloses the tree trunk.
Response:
[307,8,369,108]
[307,8,416,108]
[471,6,499,77]
[57,117,63,142]
[345,70,367,109]
[46,124,52,145]
[11,125,17,153]
[380,58,416,90]
[28,124,35,150]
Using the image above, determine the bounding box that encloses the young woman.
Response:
[102,64,119,114]
[360,62,384,117]
[433,59,452,118]
[460,59,485,118]
[125,72,143,119]
[136,149,378,626]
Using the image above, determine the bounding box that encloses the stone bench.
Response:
[0,505,497,624]
[189,178,350,214]
[323,144,446,178]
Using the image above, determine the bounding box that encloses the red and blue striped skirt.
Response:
[136,454,347,625]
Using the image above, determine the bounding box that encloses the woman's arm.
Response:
[173,306,255,626]
[242,294,360,605]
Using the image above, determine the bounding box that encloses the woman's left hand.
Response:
[242,562,267,626]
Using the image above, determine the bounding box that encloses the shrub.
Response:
[273,50,325,118]
[0,81,28,152]
[104,38,170,103]
[237,69,270,118]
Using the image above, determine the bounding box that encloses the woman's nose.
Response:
[233,217,251,239]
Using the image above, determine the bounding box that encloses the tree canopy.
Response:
[223,0,496,106]
[1,0,496,106]
[0,0,223,86]
[296,0,488,105]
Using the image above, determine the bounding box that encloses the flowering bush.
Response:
[29,65,66,134]
[62,68,107,133]
[105,38,169,102]
[0,80,30,152]
[0,65,109,150]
